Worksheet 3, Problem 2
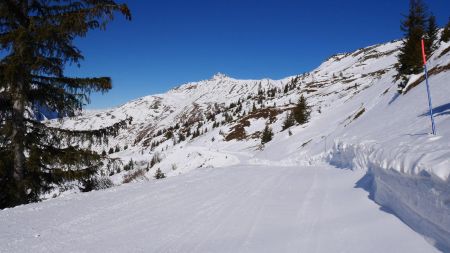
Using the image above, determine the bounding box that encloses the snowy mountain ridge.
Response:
[49,40,402,155]
[47,37,450,183]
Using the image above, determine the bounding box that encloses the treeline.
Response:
[397,0,450,87]
[261,94,311,144]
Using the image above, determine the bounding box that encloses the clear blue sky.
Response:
[65,0,450,109]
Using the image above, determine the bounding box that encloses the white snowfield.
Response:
[0,164,439,253]
[4,35,450,252]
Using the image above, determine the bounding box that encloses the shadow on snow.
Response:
[419,102,450,117]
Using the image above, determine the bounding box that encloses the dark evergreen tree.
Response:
[425,14,439,55]
[154,168,166,179]
[124,159,134,171]
[178,132,186,142]
[293,95,310,124]
[192,129,199,138]
[261,125,273,144]
[0,1,131,208]
[396,0,428,82]
[165,131,173,140]
[283,84,289,93]
[282,111,296,130]
[442,18,450,43]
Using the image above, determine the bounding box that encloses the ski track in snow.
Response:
[0,165,438,253]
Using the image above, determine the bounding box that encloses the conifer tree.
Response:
[154,168,165,179]
[124,159,134,171]
[425,14,439,55]
[261,125,273,144]
[178,132,186,142]
[0,0,131,208]
[396,0,428,82]
[442,18,450,43]
[165,130,173,140]
[282,111,296,130]
[293,95,310,124]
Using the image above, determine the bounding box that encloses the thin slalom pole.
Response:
[421,39,436,135]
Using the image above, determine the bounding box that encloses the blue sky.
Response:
[65,0,450,109]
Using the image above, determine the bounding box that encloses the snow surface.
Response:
[4,35,450,251]
[0,164,439,253]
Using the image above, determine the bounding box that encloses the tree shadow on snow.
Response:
[403,133,429,137]
[388,92,401,105]
[419,102,450,117]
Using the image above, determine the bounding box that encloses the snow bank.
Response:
[328,141,450,251]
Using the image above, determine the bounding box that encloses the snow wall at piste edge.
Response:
[327,142,450,252]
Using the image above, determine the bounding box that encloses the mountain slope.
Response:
[47,38,449,181]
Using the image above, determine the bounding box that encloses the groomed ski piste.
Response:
[0,162,442,253]
[1,37,449,252]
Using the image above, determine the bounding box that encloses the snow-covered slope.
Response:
[48,38,449,181]
[22,35,450,251]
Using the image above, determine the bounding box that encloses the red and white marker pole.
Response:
[421,38,436,135]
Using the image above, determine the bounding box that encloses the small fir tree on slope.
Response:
[396,0,428,84]
[282,111,296,130]
[425,14,439,54]
[293,95,311,125]
[261,125,273,144]
[442,18,450,43]
[154,168,166,179]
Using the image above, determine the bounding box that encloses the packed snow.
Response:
[0,164,439,253]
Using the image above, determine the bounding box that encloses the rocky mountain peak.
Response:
[211,72,230,81]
